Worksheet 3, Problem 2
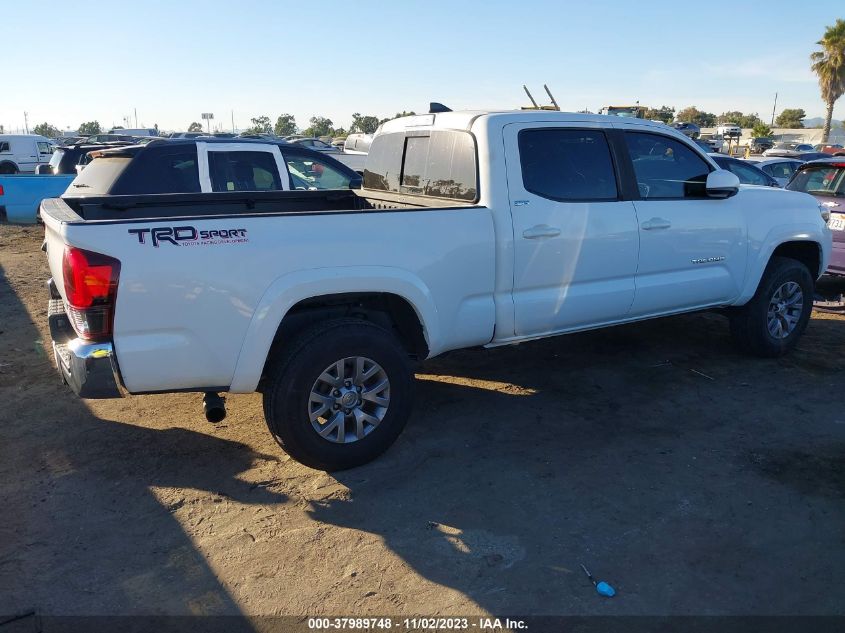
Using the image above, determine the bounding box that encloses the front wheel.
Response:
[729,256,814,357]
[262,318,414,471]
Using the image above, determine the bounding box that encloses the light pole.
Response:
[23,111,29,134]
[771,92,778,126]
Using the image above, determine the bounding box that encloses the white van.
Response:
[0,134,56,173]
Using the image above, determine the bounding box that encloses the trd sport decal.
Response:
[128,226,248,247]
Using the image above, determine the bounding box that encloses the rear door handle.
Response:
[523,224,561,239]
[641,217,671,230]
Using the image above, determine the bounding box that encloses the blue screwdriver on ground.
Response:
[580,564,616,597]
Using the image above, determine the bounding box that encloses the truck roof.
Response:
[376,109,674,134]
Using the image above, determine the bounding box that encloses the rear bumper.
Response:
[52,338,124,399]
[48,283,123,399]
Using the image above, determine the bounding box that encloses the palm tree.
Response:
[811,19,845,142]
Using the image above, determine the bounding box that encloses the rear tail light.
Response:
[0,184,4,196]
[61,246,120,341]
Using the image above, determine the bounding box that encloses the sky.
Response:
[2,0,844,134]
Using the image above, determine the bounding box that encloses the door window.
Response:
[37,141,53,155]
[0,142,9,153]
[284,154,352,190]
[518,129,618,201]
[208,151,282,192]
[625,132,711,199]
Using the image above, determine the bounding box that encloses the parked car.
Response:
[814,143,845,155]
[41,110,830,470]
[108,128,157,137]
[168,132,207,139]
[785,158,845,275]
[763,143,815,158]
[287,138,340,153]
[83,134,137,144]
[0,134,56,173]
[751,158,804,187]
[795,152,831,162]
[747,137,774,154]
[716,124,742,139]
[56,136,86,147]
[237,133,279,141]
[699,134,724,153]
[709,154,780,187]
[671,122,700,138]
[692,139,714,153]
[62,138,360,197]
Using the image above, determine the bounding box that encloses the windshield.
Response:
[786,165,845,197]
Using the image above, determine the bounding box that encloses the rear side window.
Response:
[400,131,478,201]
[66,157,131,195]
[625,132,710,199]
[786,165,845,196]
[365,130,478,201]
[0,142,9,152]
[518,129,618,201]
[113,148,201,195]
[208,151,282,192]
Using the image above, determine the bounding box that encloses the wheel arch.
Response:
[228,267,439,393]
[737,237,824,305]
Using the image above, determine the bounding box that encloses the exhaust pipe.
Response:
[203,392,227,423]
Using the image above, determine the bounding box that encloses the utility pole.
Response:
[134,108,138,128]
[231,110,235,133]
[771,92,778,126]
[23,111,29,134]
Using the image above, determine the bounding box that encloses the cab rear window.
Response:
[364,130,478,202]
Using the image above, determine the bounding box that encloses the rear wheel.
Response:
[0,163,18,174]
[730,256,814,357]
[262,318,414,471]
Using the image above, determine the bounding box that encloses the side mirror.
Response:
[706,169,740,198]
[75,164,87,175]
[349,175,363,190]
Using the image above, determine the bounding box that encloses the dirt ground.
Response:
[1,224,844,620]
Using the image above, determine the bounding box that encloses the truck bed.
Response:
[45,188,475,223]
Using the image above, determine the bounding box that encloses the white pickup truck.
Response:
[41,110,832,470]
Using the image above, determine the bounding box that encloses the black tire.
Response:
[262,318,414,471]
[0,163,18,175]
[729,256,814,357]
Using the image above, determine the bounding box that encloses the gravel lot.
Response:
[1,224,844,619]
